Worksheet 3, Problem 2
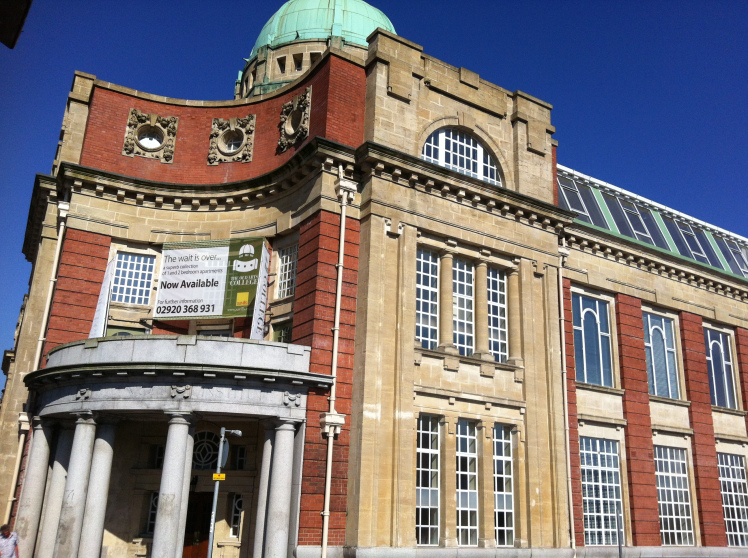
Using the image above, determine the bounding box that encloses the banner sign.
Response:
[89,257,115,338]
[154,238,270,327]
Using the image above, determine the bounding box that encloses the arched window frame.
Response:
[422,128,501,186]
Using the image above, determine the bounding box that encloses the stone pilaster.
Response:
[506,266,524,368]
[438,250,456,353]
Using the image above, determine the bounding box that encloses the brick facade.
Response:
[562,278,585,547]
[614,294,661,546]
[79,55,365,185]
[735,327,748,435]
[679,311,727,547]
[43,229,111,363]
[292,210,359,546]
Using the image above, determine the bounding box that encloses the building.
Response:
[1,0,747,557]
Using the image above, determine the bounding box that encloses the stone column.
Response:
[15,418,54,557]
[263,420,297,558]
[473,261,492,360]
[439,417,458,547]
[36,427,74,558]
[152,413,191,558]
[77,421,117,558]
[254,420,274,558]
[477,422,496,548]
[438,250,457,353]
[506,266,524,367]
[174,424,195,558]
[53,413,97,558]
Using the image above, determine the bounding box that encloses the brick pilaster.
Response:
[293,210,359,547]
[615,294,661,545]
[679,312,727,547]
[736,328,748,435]
[563,279,585,547]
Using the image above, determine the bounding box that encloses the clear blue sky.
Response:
[0,0,746,357]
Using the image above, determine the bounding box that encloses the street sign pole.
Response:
[207,427,242,558]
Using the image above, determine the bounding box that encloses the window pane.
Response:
[655,446,694,546]
[111,252,156,306]
[718,453,748,546]
[416,249,439,350]
[456,420,478,546]
[416,416,440,545]
[276,243,299,299]
[422,128,501,186]
[487,268,508,362]
[494,425,514,546]
[581,437,623,545]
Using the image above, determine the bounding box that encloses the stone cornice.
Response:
[22,174,58,262]
[356,141,574,232]
[565,222,748,302]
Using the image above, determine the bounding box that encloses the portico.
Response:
[16,335,326,558]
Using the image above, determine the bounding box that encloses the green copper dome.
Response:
[249,0,396,59]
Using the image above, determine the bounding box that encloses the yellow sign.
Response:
[213,473,226,481]
[236,292,249,307]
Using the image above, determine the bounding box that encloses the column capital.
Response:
[273,418,300,432]
[439,248,456,259]
[507,265,520,277]
[475,259,489,269]
[164,412,194,426]
[71,411,96,426]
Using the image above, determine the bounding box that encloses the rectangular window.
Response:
[416,415,440,546]
[493,425,514,547]
[557,176,608,229]
[416,249,439,350]
[643,312,680,399]
[111,252,155,306]
[456,420,478,546]
[717,237,748,278]
[487,267,508,363]
[705,328,737,409]
[233,446,247,470]
[276,243,298,299]
[452,259,474,357]
[654,446,694,546]
[718,452,748,546]
[273,321,293,343]
[580,437,623,546]
[572,293,613,387]
[146,492,158,534]
[229,493,243,538]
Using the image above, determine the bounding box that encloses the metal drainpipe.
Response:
[33,197,70,370]
[558,239,576,552]
[320,165,355,558]
[3,413,29,523]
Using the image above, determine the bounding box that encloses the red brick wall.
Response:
[562,279,585,546]
[614,294,660,545]
[292,210,359,547]
[679,311,727,546]
[43,229,111,364]
[79,55,365,185]
[736,328,748,435]
[552,143,558,207]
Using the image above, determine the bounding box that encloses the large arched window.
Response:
[422,128,501,186]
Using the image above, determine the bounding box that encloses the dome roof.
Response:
[249,0,396,59]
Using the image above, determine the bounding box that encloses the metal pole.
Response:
[206,427,225,558]
[617,500,623,558]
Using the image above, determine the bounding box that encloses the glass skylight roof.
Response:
[557,165,748,280]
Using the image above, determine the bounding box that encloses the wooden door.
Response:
[183,492,213,558]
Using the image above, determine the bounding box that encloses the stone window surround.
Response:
[641,304,688,403]
[415,412,523,549]
[207,115,256,166]
[714,439,748,547]
[415,239,522,375]
[277,86,312,153]
[569,284,622,390]
[122,108,179,164]
[703,321,742,411]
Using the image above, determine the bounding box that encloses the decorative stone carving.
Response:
[283,391,301,407]
[75,388,91,401]
[122,108,179,163]
[277,86,312,153]
[207,115,256,165]
[171,385,192,399]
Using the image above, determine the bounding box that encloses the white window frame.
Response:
[718,451,748,547]
[675,221,710,264]
[617,198,656,245]
[111,251,156,306]
[654,445,695,546]
[580,436,624,546]
[571,290,615,388]
[229,493,243,538]
[557,176,595,223]
[456,419,479,546]
[416,249,439,350]
[487,267,508,363]
[276,243,299,299]
[493,424,514,547]
[452,258,475,357]
[146,492,158,534]
[643,311,680,399]
[704,326,738,410]
[722,238,748,277]
[422,128,501,186]
[416,415,440,546]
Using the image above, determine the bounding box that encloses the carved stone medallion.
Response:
[277,86,312,153]
[122,108,179,163]
[207,115,256,165]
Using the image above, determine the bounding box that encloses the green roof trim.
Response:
[652,209,677,253]
[592,187,618,234]
[249,0,396,60]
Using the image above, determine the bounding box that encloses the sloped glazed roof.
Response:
[249,0,395,59]
[557,164,748,281]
